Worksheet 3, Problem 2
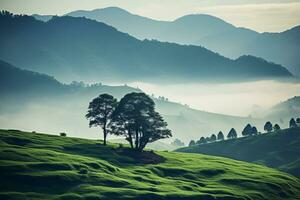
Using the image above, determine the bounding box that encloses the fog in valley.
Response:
[130,80,300,117]
[1,79,299,146]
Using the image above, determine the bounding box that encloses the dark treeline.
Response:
[86,92,172,151]
[189,117,300,147]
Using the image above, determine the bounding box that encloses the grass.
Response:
[176,127,300,178]
[0,129,300,199]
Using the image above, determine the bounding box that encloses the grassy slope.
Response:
[0,130,300,200]
[177,127,300,178]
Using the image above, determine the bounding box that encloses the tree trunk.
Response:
[135,128,139,149]
[128,129,133,148]
[103,126,107,146]
[139,138,149,152]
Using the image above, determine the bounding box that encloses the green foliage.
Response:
[110,92,171,151]
[227,128,237,139]
[251,126,258,135]
[264,121,273,133]
[217,131,224,141]
[177,127,300,179]
[197,137,207,145]
[188,140,196,147]
[210,134,217,142]
[60,132,67,137]
[242,124,252,137]
[274,124,281,131]
[290,118,297,128]
[86,94,118,145]
[1,129,300,200]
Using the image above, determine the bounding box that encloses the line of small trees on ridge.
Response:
[86,93,172,151]
[189,117,300,147]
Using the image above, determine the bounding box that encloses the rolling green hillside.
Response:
[177,127,300,178]
[1,129,300,199]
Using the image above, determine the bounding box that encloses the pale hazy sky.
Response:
[1,0,300,32]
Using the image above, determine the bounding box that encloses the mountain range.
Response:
[0,11,293,84]
[66,7,300,76]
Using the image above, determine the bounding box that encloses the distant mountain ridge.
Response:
[0,11,292,84]
[265,96,300,123]
[66,7,300,76]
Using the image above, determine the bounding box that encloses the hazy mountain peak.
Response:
[92,6,131,14]
[67,6,154,22]
[173,14,233,26]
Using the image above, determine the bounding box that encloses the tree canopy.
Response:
[86,94,117,145]
[210,134,217,142]
[274,124,281,131]
[264,121,273,133]
[217,131,224,141]
[197,137,207,145]
[251,126,258,135]
[110,92,172,151]
[290,118,297,128]
[189,140,196,147]
[242,124,252,137]
[227,128,237,139]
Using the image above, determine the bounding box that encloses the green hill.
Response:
[177,127,300,178]
[1,129,300,199]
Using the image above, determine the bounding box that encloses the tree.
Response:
[217,131,224,141]
[251,126,258,135]
[60,132,67,137]
[172,138,185,147]
[290,118,297,128]
[111,92,171,151]
[189,140,196,147]
[227,128,237,139]
[205,137,211,143]
[273,124,281,131]
[264,121,273,133]
[242,124,252,137]
[210,134,217,142]
[86,94,117,145]
[296,118,300,124]
[197,137,207,145]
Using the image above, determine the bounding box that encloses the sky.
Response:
[1,0,300,32]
